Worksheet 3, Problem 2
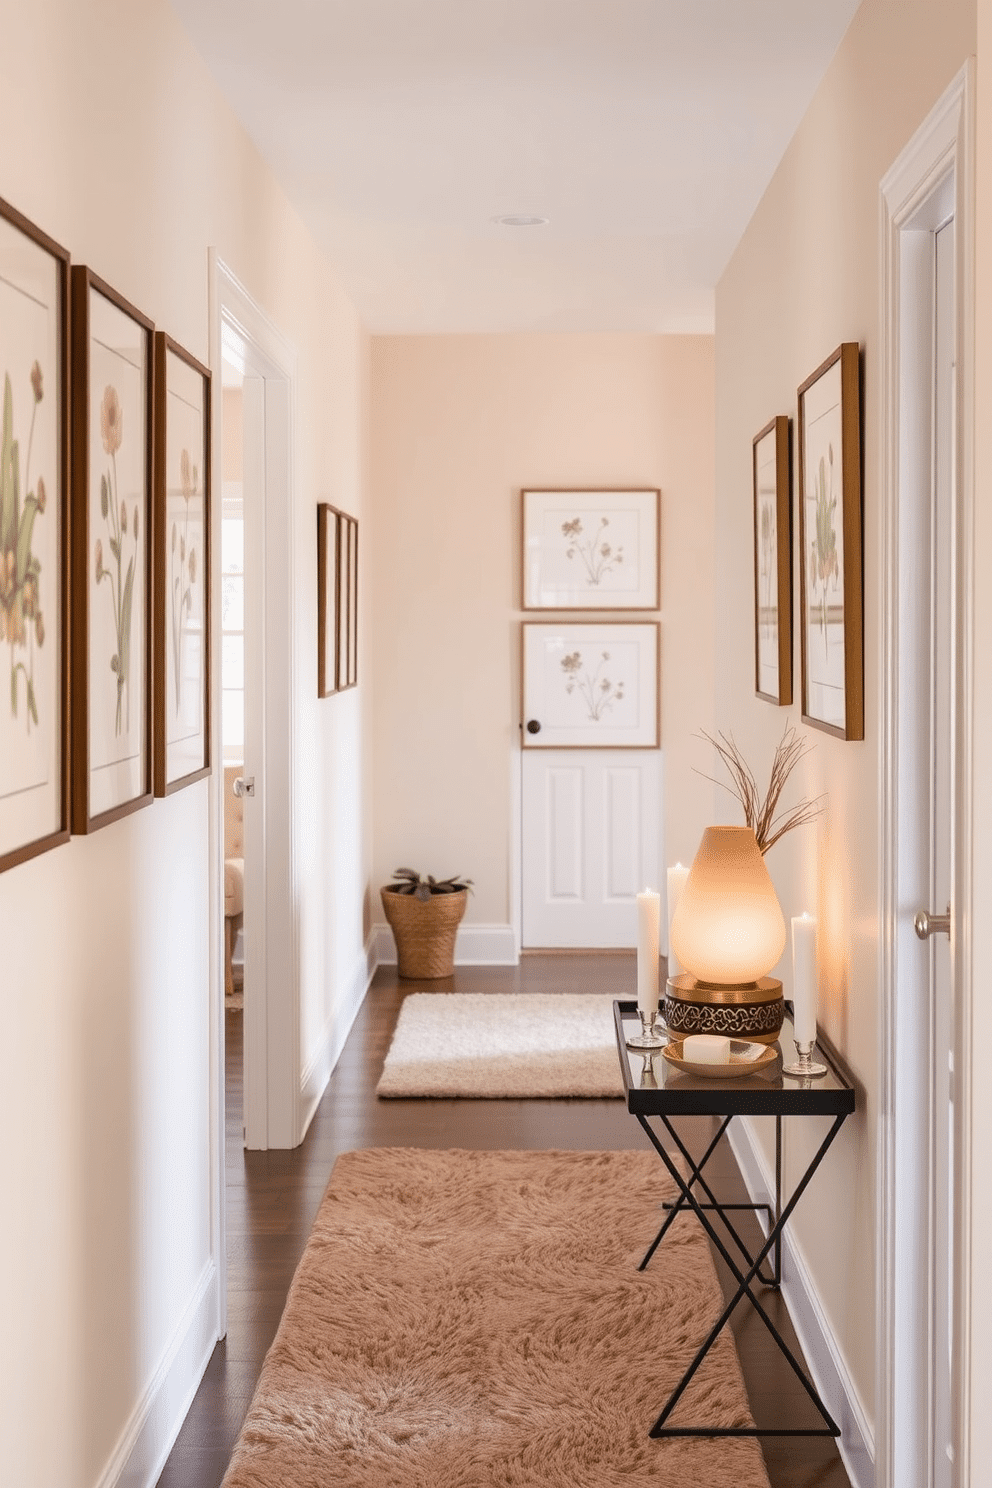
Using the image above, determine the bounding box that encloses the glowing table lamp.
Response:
[665,826,786,1044]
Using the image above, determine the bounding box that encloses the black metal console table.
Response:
[612,999,855,1440]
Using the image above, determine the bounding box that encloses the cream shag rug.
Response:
[376,992,624,1099]
[221,1148,769,1488]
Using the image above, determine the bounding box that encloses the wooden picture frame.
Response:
[336,512,349,690]
[0,197,71,874]
[153,332,211,795]
[522,488,660,610]
[70,267,155,831]
[752,416,792,706]
[317,502,338,696]
[318,503,357,695]
[521,621,660,748]
[798,343,864,739]
[347,512,358,687]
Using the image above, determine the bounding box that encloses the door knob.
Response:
[914,906,950,940]
[233,775,255,799]
[526,719,541,734]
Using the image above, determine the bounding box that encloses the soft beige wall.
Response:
[0,2,369,1486]
[370,333,715,932]
[714,0,975,1431]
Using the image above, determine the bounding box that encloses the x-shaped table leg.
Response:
[636,1110,848,1437]
[639,1115,779,1286]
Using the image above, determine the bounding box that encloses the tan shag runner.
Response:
[221,1148,770,1488]
[376,992,624,1098]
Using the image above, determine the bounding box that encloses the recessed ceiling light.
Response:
[492,214,550,228]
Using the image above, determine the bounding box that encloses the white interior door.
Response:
[520,748,660,947]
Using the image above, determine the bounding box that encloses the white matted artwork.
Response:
[522,622,659,748]
[71,269,154,831]
[752,416,791,706]
[522,488,660,610]
[154,334,210,794]
[0,199,69,873]
[798,343,863,740]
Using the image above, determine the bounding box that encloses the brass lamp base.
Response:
[664,973,784,1046]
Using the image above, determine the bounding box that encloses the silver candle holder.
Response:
[783,1037,827,1078]
[625,1006,667,1051]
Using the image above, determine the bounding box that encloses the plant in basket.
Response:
[381,868,474,979]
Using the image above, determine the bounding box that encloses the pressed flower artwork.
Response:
[798,344,863,740]
[2,363,50,730]
[522,490,659,609]
[154,335,209,794]
[0,201,68,872]
[72,269,153,830]
[522,622,658,748]
[94,384,138,736]
[559,649,625,720]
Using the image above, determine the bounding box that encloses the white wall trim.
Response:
[299,939,376,1137]
[727,1120,875,1488]
[373,921,519,967]
[509,743,523,960]
[209,250,301,1154]
[877,60,975,1488]
[95,1260,218,1488]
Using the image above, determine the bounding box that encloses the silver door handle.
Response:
[232,775,255,799]
[914,906,950,940]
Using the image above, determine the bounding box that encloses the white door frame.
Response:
[207,251,301,1325]
[877,62,975,1488]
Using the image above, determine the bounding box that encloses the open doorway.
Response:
[207,252,302,1337]
[220,358,246,1017]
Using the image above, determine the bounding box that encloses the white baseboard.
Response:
[373,921,518,967]
[299,937,376,1137]
[97,1259,218,1488]
[727,1118,875,1488]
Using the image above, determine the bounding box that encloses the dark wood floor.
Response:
[157,955,852,1487]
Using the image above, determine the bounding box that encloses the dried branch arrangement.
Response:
[697,726,824,855]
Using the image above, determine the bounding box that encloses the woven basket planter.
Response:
[380,886,469,979]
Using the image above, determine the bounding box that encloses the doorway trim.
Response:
[877,61,975,1488]
[207,251,301,1319]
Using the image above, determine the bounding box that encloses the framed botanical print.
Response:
[0,197,70,874]
[347,512,358,687]
[70,267,154,831]
[798,343,864,740]
[522,488,660,610]
[752,416,792,706]
[317,502,339,697]
[521,621,659,748]
[318,503,357,696]
[336,511,349,690]
[153,333,211,794]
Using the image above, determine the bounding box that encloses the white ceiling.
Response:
[171,0,862,333]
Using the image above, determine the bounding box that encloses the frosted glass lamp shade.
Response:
[669,826,786,985]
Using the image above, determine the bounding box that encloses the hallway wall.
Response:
[713,0,976,1441]
[0,2,369,1485]
[369,333,716,939]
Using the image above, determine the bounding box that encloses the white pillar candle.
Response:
[666,863,689,978]
[791,913,817,1045]
[636,889,660,1016]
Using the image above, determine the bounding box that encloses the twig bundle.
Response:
[696,726,824,855]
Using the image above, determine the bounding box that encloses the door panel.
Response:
[522,749,660,948]
[548,768,583,900]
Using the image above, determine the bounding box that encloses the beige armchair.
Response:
[224,765,245,998]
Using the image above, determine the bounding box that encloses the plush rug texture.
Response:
[221,1147,770,1488]
[376,992,624,1098]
